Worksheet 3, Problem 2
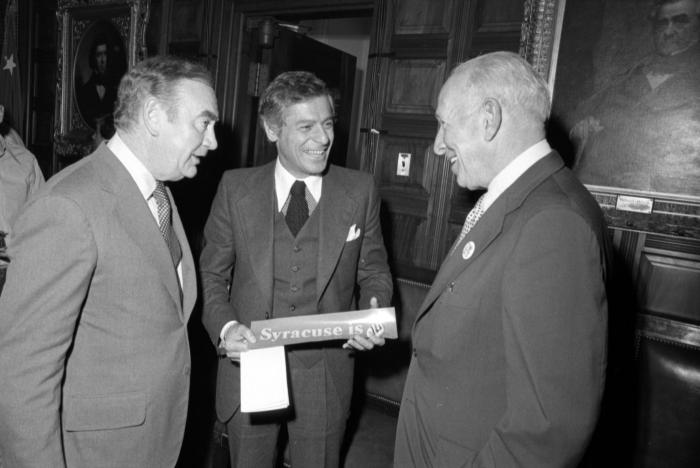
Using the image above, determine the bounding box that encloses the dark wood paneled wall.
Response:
[611,228,700,325]
[359,0,523,282]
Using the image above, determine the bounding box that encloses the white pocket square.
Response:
[346,224,361,242]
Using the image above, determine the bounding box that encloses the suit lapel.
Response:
[415,152,565,323]
[317,167,356,301]
[238,164,276,311]
[417,201,505,321]
[95,147,182,311]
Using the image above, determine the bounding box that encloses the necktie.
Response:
[152,181,182,267]
[286,180,309,237]
[451,193,486,254]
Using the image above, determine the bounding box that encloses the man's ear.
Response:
[262,119,280,142]
[482,98,502,142]
[142,97,163,137]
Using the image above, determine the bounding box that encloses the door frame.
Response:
[222,0,376,169]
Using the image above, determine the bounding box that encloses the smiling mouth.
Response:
[303,149,327,156]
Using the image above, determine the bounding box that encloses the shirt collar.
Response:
[107,132,156,201]
[274,158,323,212]
[483,139,551,210]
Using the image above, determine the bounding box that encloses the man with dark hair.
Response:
[200,70,392,468]
[77,34,119,137]
[394,51,612,467]
[0,55,218,467]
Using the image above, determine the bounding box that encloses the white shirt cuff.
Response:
[220,320,238,341]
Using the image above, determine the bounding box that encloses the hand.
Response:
[368,296,379,309]
[341,296,385,350]
[219,322,257,362]
[569,116,603,144]
[343,322,385,351]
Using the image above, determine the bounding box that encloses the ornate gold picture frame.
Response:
[54,0,149,168]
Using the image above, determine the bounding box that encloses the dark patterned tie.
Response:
[152,181,182,267]
[451,193,486,254]
[286,180,309,237]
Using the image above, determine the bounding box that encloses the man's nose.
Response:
[313,125,331,144]
[663,20,677,35]
[203,125,218,151]
[433,129,446,155]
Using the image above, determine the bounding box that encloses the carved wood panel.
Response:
[474,0,523,33]
[607,227,700,328]
[384,58,444,115]
[637,236,700,324]
[393,0,454,35]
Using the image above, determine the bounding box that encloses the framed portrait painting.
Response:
[54,0,149,169]
[521,0,700,236]
[73,18,127,135]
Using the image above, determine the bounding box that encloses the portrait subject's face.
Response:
[94,43,108,74]
[265,95,334,179]
[433,77,489,190]
[652,0,700,56]
[156,79,219,181]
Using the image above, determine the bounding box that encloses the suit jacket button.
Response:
[290,305,296,312]
[293,245,301,252]
[291,265,299,272]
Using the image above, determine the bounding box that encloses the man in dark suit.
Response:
[199,70,392,468]
[393,51,613,467]
[77,34,119,138]
[0,55,218,467]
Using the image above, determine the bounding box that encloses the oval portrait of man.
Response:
[74,19,127,139]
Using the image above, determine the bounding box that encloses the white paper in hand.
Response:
[240,346,289,413]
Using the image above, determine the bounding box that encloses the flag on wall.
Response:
[0,0,24,128]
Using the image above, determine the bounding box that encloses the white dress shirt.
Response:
[107,133,182,284]
[274,158,322,214]
[481,139,552,212]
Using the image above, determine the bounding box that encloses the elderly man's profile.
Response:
[560,0,700,196]
[75,23,126,139]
